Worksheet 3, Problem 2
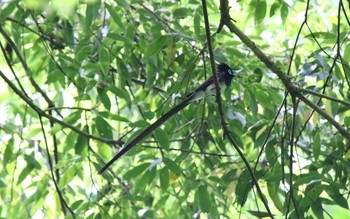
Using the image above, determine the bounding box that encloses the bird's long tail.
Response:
[98,95,194,174]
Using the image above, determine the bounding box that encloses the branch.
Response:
[0,70,121,145]
[204,1,273,217]
[222,12,350,141]
[298,87,350,107]
[39,116,75,218]
[201,0,226,133]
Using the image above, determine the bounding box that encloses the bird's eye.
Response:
[228,69,233,75]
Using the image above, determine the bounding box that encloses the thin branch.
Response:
[222,11,350,141]
[298,87,350,107]
[205,0,273,217]
[142,145,238,158]
[39,116,75,218]
[0,28,29,97]
[0,26,64,118]
[254,93,288,171]
[29,12,82,90]
[201,0,225,136]
[0,70,122,145]
[286,96,300,218]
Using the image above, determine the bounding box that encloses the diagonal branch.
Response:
[0,70,121,145]
[203,0,273,217]
[220,7,350,141]
[201,0,226,133]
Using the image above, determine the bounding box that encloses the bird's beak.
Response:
[233,67,243,77]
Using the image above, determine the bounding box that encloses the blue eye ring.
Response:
[228,69,233,75]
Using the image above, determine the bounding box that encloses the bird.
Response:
[98,63,237,174]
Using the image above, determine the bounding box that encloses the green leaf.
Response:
[265,142,277,165]
[270,1,280,17]
[280,2,289,23]
[331,191,349,209]
[24,153,41,169]
[315,53,330,71]
[85,1,99,28]
[298,63,318,76]
[105,3,124,29]
[71,200,84,211]
[305,32,336,39]
[116,0,129,10]
[0,2,16,20]
[163,158,181,176]
[194,12,201,36]
[109,114,129,122]
[311,199,324,219]
[173,8,189,19]
[226,48,245,58]
[255,1,267,24]
[123,163,150,180]
[159,167,169,190]
[109,86,131,103]
[154,129,170,150]
[253,84,270,107]
[107,33,130,43]
[63,111,82,125]
[0,179,6,188]
[17,166,34,185]
[144,35,169,59]
[313,131,321,161]
[300,184,325,210]
[235,169,252,206]
[208,176,226,187]
[116,57,131,84]
[47,69,64,83]
[130,120,150,128]
[3,138,14,165]
[294,173,324,187]
[94,116,113,139]
[343,43,350,62]
[98,90,111,110]
[99,47,110,75]
[245,88,258,118]
[58,167,76,189]
[75,132,88,155]
[135,167,157,194]
[198,185,211,213]
[97,143,112,161]
[267,182,283,211]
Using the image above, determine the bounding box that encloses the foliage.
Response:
[0,0,350,218]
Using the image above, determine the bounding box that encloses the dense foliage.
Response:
[0,0,349,218]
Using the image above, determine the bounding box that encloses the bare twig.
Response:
[39,116,75,218]
[202,0,273,217]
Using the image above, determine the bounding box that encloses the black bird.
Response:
[98,63,237,174]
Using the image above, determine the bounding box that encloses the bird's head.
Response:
[218,63,239,77]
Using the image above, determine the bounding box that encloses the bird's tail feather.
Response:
[98,95,193,174]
